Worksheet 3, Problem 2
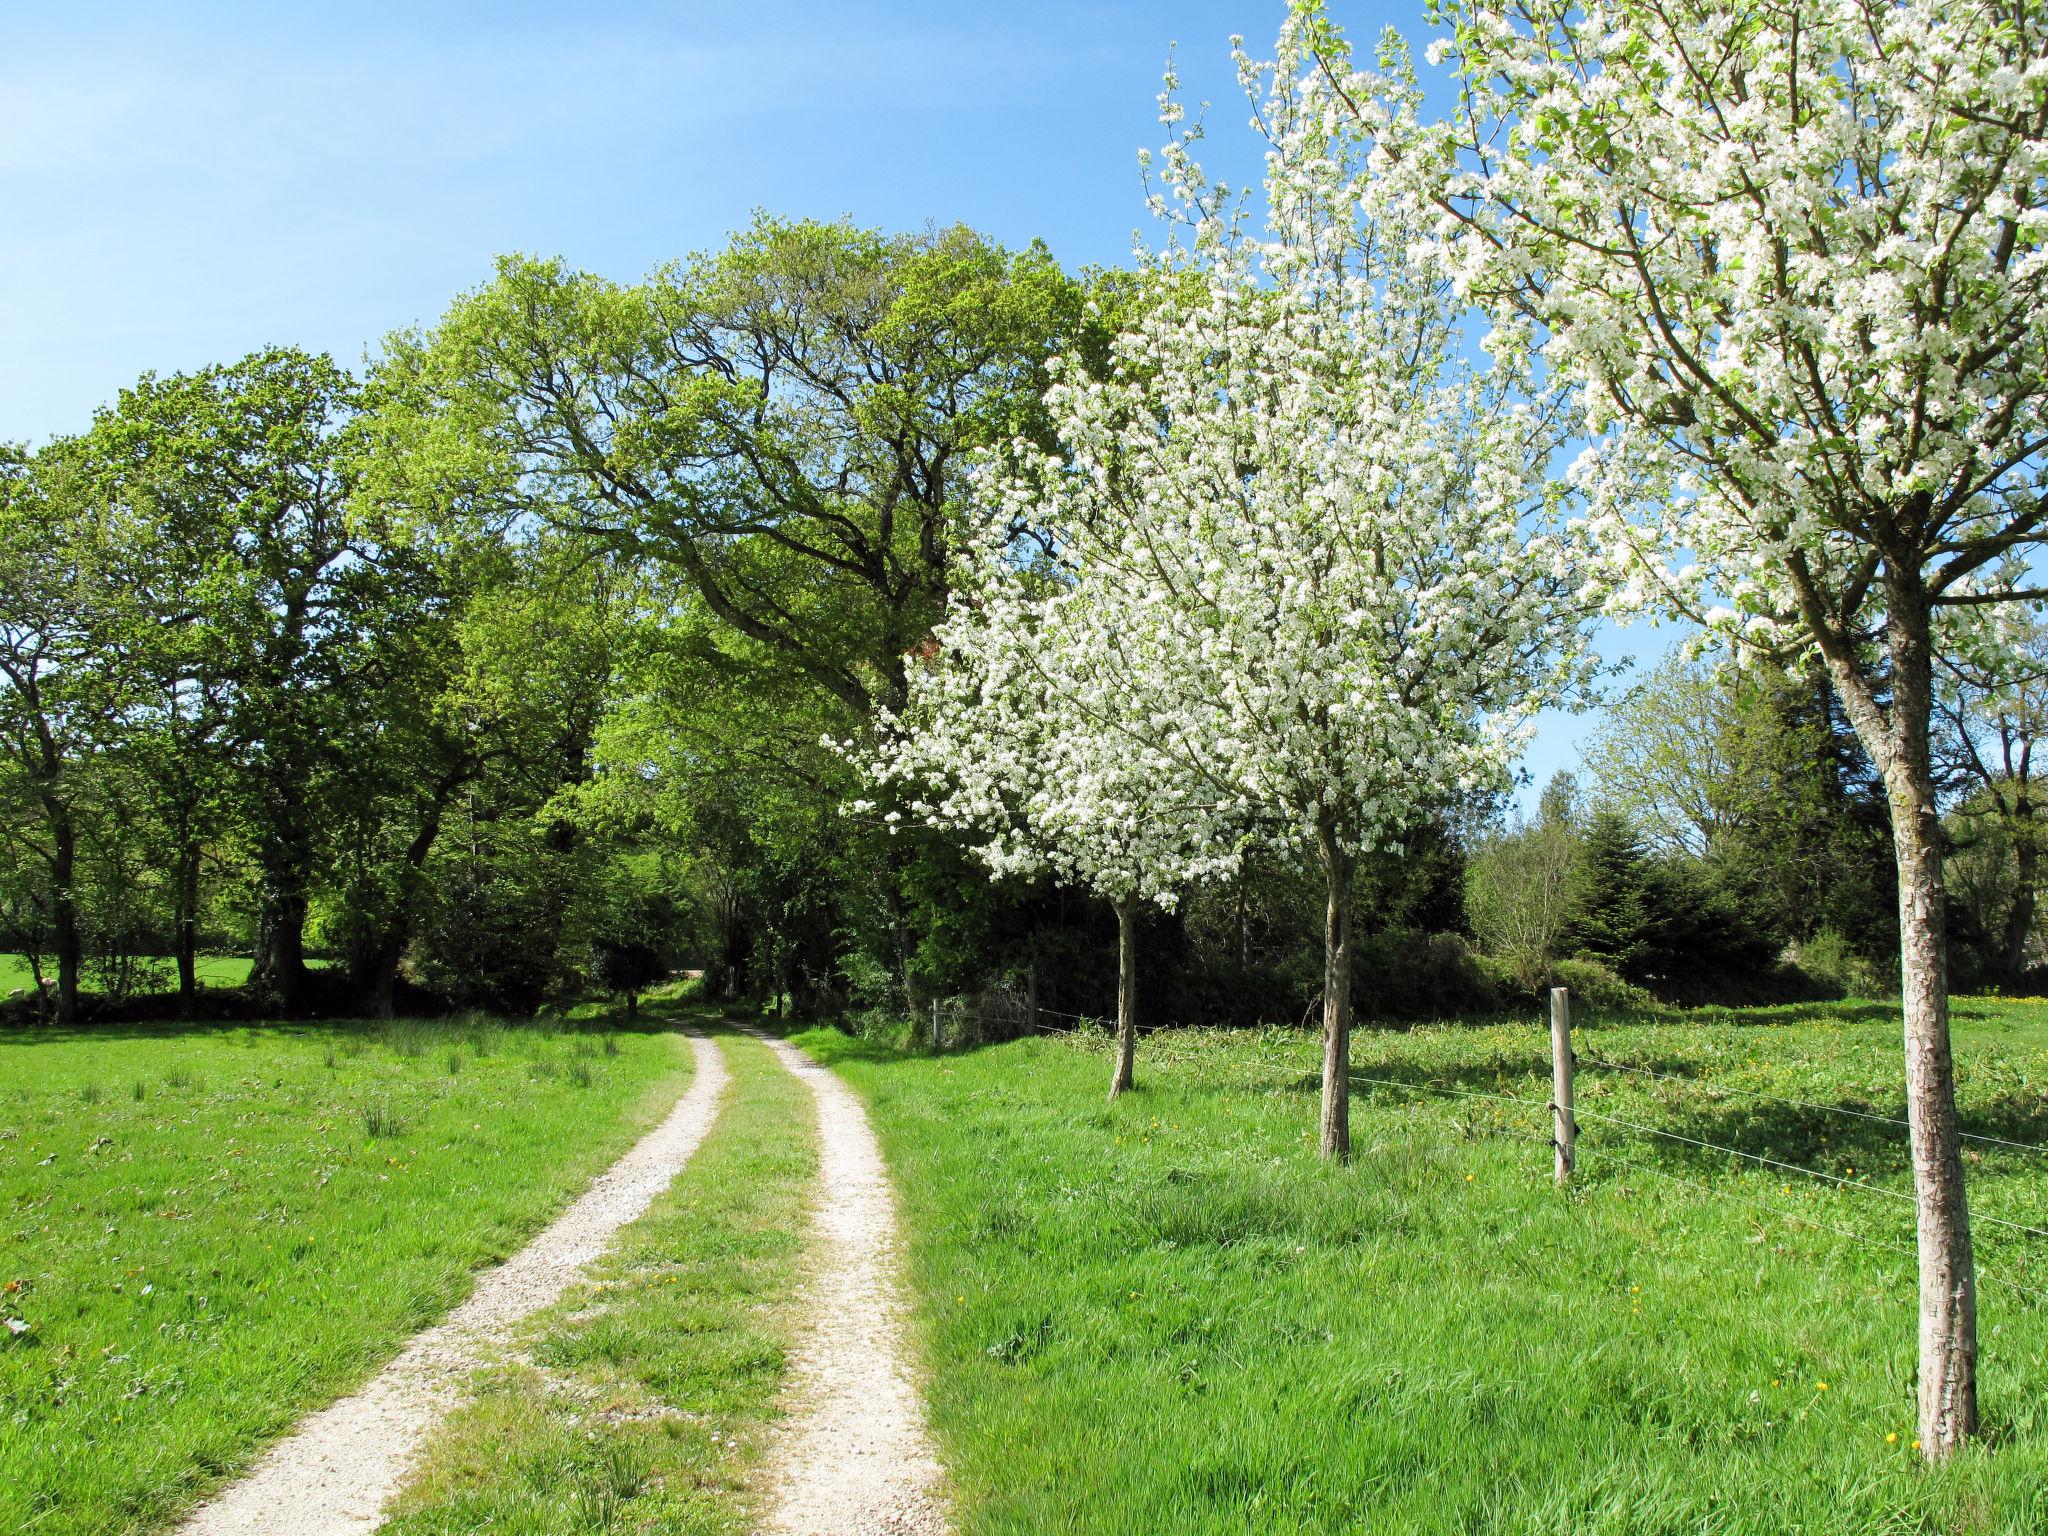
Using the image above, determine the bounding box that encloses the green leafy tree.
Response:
[89,348,374,1013]
[0,441,133,1022]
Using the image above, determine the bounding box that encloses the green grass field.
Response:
[799,997,2048,1535]
[385,1028,816,1535]
[0,1010,691,1535]
[0,954,299,995]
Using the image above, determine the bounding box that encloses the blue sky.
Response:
[1,0,1657,800]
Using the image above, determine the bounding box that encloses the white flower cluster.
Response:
[1380,0,2048,654]
[859,14,1596,903]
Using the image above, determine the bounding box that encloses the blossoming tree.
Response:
[1349,0,2048,1452]
[939,19,1593,1158]
[859,519,1244,1098]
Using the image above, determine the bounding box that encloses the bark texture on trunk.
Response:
[1317,821,1354,1163]
[1891,759,1980,1455]
[1109,897,1138,1100]
[1802,568,1980,1458]
[1886,591,1979,1459]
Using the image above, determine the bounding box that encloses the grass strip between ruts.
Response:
[380,1027,818,1535]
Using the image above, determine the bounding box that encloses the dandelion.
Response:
[1815,1381,1829,1392]
[1886,1431,1898,1444]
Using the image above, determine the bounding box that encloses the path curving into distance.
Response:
[750,1029,950,1536]
[175,1030,730,1536]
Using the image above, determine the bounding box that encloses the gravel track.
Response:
[750,1029,949,1536]
[173,1030,729,1536]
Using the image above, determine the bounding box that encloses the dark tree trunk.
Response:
[1109,896,1138,1099]
[2001,794,2037,983]
[356,937,402,1021]
[350,782,459,1022]
[257,887,313,1015]
[1234,868,1250,970]
[1316,817,1354,1163]
[175,839,201,1017]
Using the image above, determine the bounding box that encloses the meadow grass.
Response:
[0,953,316,996]
[798,996,2048,1535]
[0,1010,690,1535]
[383,1027,818,1535]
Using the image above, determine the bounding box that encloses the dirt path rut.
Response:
[750,1030,949,1536]
[175,1030,729,1536]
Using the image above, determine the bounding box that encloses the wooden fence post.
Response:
[1025,966,1039,1034]
[1550,986,1575,1185]
[931,997,942,1051]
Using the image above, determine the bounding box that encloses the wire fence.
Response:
[920,981,2048,1306]
[1328,1012,2048,1309]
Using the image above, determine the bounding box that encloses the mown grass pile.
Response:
[801,997,2048,1535]
[0,1010,687,1535]
[384,1029,817,1536]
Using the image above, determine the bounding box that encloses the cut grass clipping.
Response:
[0,1013,687,1536]
[383,1028,817,1535]
[799,996,2048,1536]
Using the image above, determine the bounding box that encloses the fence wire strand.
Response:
[1573,1145,2048,1305]
[1578,1054,2048,1159]
[1572,1104,2048,1242]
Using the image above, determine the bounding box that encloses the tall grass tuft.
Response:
[362,1101,406,1139]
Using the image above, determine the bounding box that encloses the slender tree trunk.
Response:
[1316,818,1354,1162]
[1807,570,1980,1457]
[1889,743,1980,1457]
[52,817,80,1027]
[1868,584,1978,1458]
[2001,794,2037,983]
[1109,896,1139,1100]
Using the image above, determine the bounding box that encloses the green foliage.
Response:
[1588,657,1896,962]
[1796,928,1895,1002]
[1559,811,1778,1002]
[1549,955,1658,1012]
[1464,777,1580,990]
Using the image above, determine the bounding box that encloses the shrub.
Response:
[1550,957,1660,1014]
[1795,928,1893,1000]
[1352,929,1505,1023]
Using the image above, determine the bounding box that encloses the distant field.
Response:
[802,996,2048,1535]
[0,954,267,996]
[0,1009,690,1535]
